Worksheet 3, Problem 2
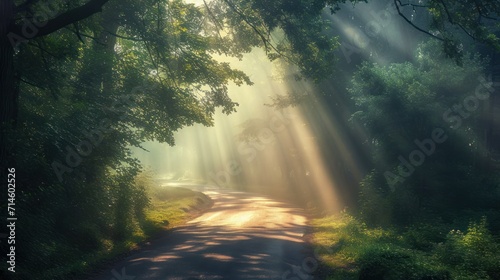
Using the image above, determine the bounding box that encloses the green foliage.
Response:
[402,223,448,251]
[207,0,350,82]
[426,0,500,54]
[144,186,212,234]
[0,172,210,280]
[2,0,355,278]
[435,218,500,279]
[313,214,500,280]
[358,245,450,280]
[3,1,257,278]
[349,39,498,225]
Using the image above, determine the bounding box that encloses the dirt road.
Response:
[90,190,312,280]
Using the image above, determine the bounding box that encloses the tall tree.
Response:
[0,0,111,172]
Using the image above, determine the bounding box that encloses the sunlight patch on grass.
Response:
[144,186,212,234]
[312,213,500,280]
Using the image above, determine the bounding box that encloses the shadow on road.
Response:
[90,190,311,280]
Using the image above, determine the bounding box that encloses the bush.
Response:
[358,245,450,280]
[403,223,448,251]
[313,214,500,280]
[70,222,103,251]
[435,217,500,279]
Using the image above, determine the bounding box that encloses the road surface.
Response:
[90,189,313,280]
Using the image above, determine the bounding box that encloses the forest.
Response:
[1,0,500,279]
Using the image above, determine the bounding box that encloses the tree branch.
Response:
[64,27,106,45]
[222,0,299,65]
[203,0,224,41]
[18,77,46,90]
[438,0,477,41]
[73,22,85,44]
[105,30,144,42]
[475,2,500,21]
[394,0,444,41]
[11,0,110,39]
[222,0,270,52]
[27,41,59,57]
[396,1,428,8]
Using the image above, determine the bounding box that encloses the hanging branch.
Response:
[64,27,106,45]
[437,0,477,41]
[221,0,299,65]
[105,30,144,42]
[17,76,46,90]
[72,22,85,44]
[474,2,499,21]
[203,0,225,43]
[394,0,444,41]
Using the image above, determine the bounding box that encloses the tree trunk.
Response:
[0,0,17,169]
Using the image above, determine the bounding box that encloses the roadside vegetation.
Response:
[312,212,500,280]
[311,40,500,280]
[17,172,211,280]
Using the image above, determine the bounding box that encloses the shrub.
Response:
[358,244,450,280]
[403,223,448,251]
[435,217,500,279]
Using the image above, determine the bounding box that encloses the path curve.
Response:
[90,189,312,280]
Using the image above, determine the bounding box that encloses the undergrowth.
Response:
[312,212,500,280]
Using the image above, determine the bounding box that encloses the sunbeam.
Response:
[131,48,351,211]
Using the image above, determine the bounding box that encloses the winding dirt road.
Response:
[90,189,312,280]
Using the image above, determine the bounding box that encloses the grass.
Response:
[42,186,213,280]
[143,186,212,234]
[311,211,500,280]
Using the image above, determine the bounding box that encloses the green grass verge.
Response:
[46,186,213,280]
[142,186,212,234]
[311,212,500,280]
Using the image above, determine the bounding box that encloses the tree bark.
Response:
[0,0,17,169]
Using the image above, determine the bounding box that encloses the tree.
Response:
[349,40,499,225]
[393,0,500,62]
[0,0,346,172]
[1,0,111,174]
[0,0,255,278]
